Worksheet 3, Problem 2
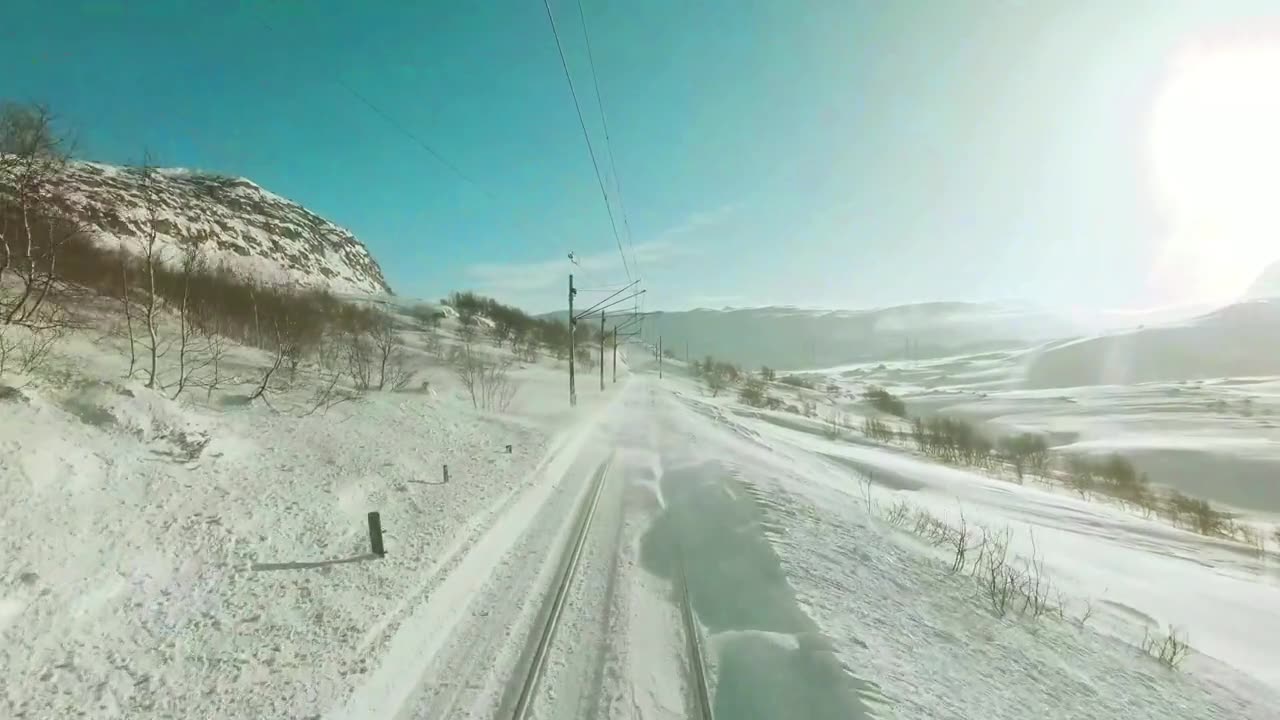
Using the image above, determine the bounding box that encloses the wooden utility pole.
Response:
[612,328,618,383]
[568,274,577,406]
[659,336,663,379]
[599,310,606,391]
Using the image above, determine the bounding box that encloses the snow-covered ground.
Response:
[0,301,631,718]
[811,348,1280,519]
[4,300,1278,719]
[661,371,1280,717]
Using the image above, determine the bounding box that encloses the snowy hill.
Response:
[1245,259,1280,300]
[42,160,390,295]
[1023,300,1280,388]
[557,302,1081,370]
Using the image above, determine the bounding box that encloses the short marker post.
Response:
[367,511,386,557]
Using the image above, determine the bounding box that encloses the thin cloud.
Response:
[463,204,736,301]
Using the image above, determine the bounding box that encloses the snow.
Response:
[656,375,1280,717]
[0,304,613,718]
[5,292,1279,719]
[54,160,390,296]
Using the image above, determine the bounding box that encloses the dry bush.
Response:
[452,340,516,411]
[862,416,895,443]
[863,386,907,417]
[738,376,767,408]
[371,311,411,391]
[883,499,912,528]
[1141,626,1191,669]
[887,501,1061,620]
[0,320,66,377]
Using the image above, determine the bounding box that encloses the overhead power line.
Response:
[540,0,632,283]
[574,0,640,282]
[252,17,581,280]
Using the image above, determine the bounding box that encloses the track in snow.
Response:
[502,458,613,719]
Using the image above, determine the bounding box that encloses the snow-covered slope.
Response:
[1245,259,1280,300]
[1023,300,1280,388]
[46,160,390,295]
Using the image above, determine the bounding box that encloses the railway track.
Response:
[678,546,715,720]
[503,457,613,720]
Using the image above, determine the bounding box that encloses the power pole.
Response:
[612,328,618,383]
[685,339,689,364]
[599,310,606,391]
[659,336,663,379]
[568,274,577,406]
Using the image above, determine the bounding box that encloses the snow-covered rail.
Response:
[678,547,715,720]
[503,458,613,719]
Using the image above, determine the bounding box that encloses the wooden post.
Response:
[599,310,605,391]
[659,336,663,379]
[612,328,617,383]
[443,464,449,483]
[368,511,385,557]
[568,275,577,407]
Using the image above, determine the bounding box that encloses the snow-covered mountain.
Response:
[1245,259,1280,300]
[45,160,391,295]
[566,302,1082,370]
[1023,299,1280,388]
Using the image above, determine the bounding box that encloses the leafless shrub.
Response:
[704,367,727,397]
[883,499,912,527]
[199,325,232,400]
[518,336,540,363]
[247,312,307,405]
[823,411,846,440]
[1078,597,1095,626]
[371,311,411,391]
[423,326,443,358]
[170,243,211,398]
[453,340,516,411]
[949,511,972,573]
[1141,626,1191,669]
[343,326,375,392]
[0,310,68,377]
[862,416,895,443]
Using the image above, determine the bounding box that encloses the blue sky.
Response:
[5,1,1279,313]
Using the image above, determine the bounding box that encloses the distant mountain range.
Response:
[42,160,390,295]
[547,302,1083,370]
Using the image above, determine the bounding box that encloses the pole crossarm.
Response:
[573,279,640,320]
[575,289,645,321]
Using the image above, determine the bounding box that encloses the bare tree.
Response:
[120,252,137,378]
[0,103,79,328]
[171,243,209,398]
[343,326,375,391]
[453,340,516,411]
[371,311,411,391]
[135,154,165,389]
[248,314,298,405]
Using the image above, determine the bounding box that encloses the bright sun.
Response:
[1146,34,1280,304]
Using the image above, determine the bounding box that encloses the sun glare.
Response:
[1146,32,1280,304]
